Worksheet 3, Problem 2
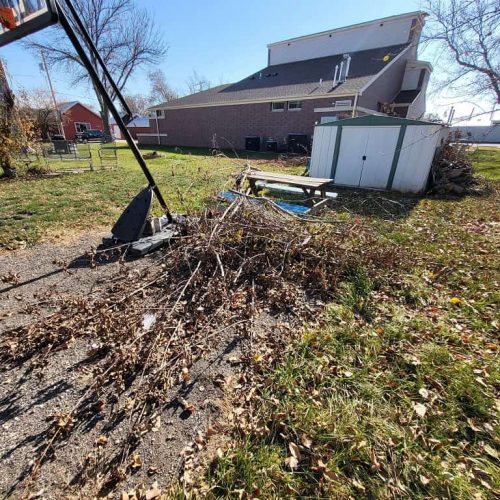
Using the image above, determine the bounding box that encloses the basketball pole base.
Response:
[55,0,173,228]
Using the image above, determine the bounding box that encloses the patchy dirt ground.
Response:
[0,233,281,498]
[0,234,138,333]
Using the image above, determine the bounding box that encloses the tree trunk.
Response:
[101,101,111,138]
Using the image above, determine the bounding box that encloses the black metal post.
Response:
[61,0,133,124]
[55,0,172,222]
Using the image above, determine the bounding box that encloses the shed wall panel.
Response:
[392,124,441,192]
[309,126,337,178]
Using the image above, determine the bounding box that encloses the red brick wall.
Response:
[128,126,150,140]
[62,103,103,140]
[153,97,352,150]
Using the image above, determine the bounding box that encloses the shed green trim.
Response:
[330,125,343,179]
[317,115,436,127]
[386,125,407,189]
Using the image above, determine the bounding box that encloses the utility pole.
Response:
[40,49,64,137]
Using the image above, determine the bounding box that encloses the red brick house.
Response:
[59,101,103,140]
[141,11,432,152]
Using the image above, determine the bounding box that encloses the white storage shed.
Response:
[309,115,446,193]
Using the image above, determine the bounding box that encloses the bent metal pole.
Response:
[55,0,172,222]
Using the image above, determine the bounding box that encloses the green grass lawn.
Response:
[201,150,500,498]
[1,144,499,496]
[470,146,500,180]
[0,143,300,250]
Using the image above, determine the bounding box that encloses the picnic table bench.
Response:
[245,170,332,199]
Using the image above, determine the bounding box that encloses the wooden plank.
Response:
[307,198,330,215]
[247,171,331,187]
[247,172,331,183]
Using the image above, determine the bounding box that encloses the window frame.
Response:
[271,102,286,112]
[288,100,303,111]
[155,109,165,119]
[74,122,91,133]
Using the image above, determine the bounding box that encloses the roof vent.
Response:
[339,54,351,82]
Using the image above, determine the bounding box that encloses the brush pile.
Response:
[431,141,477,194]
[1,198,401,493]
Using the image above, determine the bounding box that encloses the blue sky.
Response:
[0,0,496,123]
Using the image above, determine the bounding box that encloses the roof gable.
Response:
[58,101,101,119]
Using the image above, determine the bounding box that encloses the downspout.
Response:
[352,92,359,117]
[155,114,160,144]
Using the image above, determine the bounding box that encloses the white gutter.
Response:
[352,92,359,117]
[149,90,360,112]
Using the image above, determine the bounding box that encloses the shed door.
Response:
[334,127,369,186]
[359,127,400,188]
[335,126,400,189]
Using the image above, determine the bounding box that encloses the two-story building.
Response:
[140,11,432,152]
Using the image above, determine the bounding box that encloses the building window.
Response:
[155,109,165,118]
[271,102,286,112]
[334,99,352,108]
[75,122,91,133]
[288,100,303,110]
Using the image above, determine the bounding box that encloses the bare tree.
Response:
[186,70,211,94]
[24,0,166,135]
[23,88,60,140]
[122,93,152,115]
[148,69,178,103]
[423,0,499,104]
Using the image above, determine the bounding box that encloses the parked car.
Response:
[79,129,105,143]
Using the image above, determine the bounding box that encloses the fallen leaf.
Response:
[420,475,430,485]
[96,435,108,446]
[251,353,263,364]
[151,415,161,432]
[300,434,312,449]
[289,442,301,460]
[181,367,191,382]
[286,456,299,469]
[351,478,366,491]
[130,453,142,469]
[418,388,429,399]
[145,482,161,500]
[414,403,427,418]
[450,297,462,304]
[484,444,498,460]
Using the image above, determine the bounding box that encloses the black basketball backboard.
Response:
[0,0,58,47]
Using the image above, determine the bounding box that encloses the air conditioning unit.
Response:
[334,99,352,108]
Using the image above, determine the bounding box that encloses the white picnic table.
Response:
[245,170,332,199]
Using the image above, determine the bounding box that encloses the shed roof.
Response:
[317,115,443,127]
[150,43,410,111]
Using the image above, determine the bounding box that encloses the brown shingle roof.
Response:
[151,44,409,110]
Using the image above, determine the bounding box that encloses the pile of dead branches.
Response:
[431,141,477,194]
[0,199,403,493]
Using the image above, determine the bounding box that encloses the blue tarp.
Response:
[219,191,310,215]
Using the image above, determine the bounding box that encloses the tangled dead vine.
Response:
[1,198,405,494]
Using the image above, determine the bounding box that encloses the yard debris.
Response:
[143,151,164,160]
[431,142,479,195]
[0,197,402,495]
